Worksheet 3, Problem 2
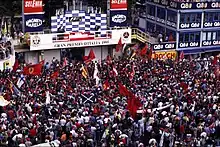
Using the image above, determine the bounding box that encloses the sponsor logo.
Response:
[29,67,34,74]
[112,14,126,23]
[123,32,129,39]
[32,36,41,47]
[26,18,42,28]
[25,0,42,8]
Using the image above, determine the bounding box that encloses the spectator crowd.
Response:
[0,55,219,147]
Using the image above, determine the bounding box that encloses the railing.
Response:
[131,28,150,43]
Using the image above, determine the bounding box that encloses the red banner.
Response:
[24,0,43,13]
[110,0,127,10]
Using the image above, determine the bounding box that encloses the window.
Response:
[180,13,201,23]
[179,32,200,42]
[207,32,212,41]
[203,31,220,41]
[167,10,177,22]
[213,32,216,40]
[202,32,206,41]
[157,8,165,19]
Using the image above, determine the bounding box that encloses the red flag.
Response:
[83,49,96,63]
[12,59,19,72]
[179,51,185,61]
[51,71,59,79]
[212,56,218,65]
[180,82,188,92]
[88,49,96,60]
[23,62,44,76]
[115,38,123,52]
[103,79,110,90]
[139,45,148,56]
[148,47,153,60]
[127,94,142,118]
[118,83,130,96]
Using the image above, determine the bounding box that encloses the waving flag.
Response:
[12,59,19,72]
[93,62,100,85]
[81,64,88,79]
[16,74,25,88]
[51,71,59,79]
[115,37,123,52]
[103,79,110,90]
[139,44,148,56]
[83,49,96,63]
[23,61,44,76]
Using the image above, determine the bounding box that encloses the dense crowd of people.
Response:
[0,55,219,147]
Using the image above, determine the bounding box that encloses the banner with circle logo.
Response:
[110,10,127,27]
[24,14,43,32]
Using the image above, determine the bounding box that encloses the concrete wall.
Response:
[43,50,61,64]
[25,51,39,64]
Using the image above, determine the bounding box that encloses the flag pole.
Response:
[22,0,25,33]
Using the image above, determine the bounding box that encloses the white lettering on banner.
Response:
[112,14,126,23]
[154,44,163,50]
[190,42,198,47]
[196,3,207,8]
[25,1,42,8]
[204,22,213,27]
[161,0,168,5]
[180,3,192,9]
[165,43,175,49]
[203,41,212,46]
[156,18,165,23]
[180,42,188,48]
[204,22,220,27]
[214,22,220,27]
[153,0,159,3]
[211,2,220,8]
[213,40,220,45]
[26,19,42,27]
[180,23,200,28]
[53,40,110,48]
[170,1,177,8]
[147,14,155,20]
[167,21,176,27]
[111,0,126,4]
[180,42,199,48]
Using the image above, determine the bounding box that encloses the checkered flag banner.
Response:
[51,10,107,33]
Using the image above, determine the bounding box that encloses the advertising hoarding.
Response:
[24,0,43,14]
[110,0,127,10]
[24,14,43,32]
[30,29,131,50]
[152,50,177,60]
[110,10,127,27]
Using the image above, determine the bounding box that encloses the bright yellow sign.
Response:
[152,50,177,60]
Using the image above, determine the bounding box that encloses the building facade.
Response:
[138,0,220,54]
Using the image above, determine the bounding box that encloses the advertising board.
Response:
[30,29,131,50]
[152,50,177,60]
[110,0,127,10]
[24,0,43,14]
[24,14,43,32]
[110,10,127,27]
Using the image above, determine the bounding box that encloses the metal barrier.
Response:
[131,28,150,43]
